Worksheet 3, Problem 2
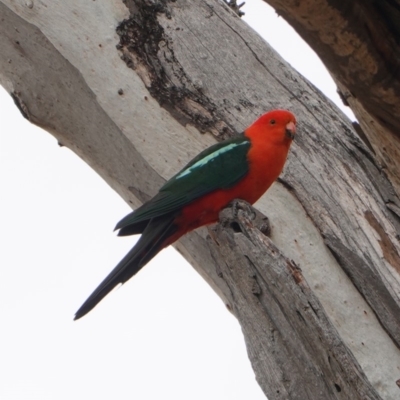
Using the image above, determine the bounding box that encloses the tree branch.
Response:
[264,0,400,197]
[1,0,400,398]
[210,200,381,399]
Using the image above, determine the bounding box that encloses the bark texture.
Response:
[210,200,380,400]
[264,0,400,197]
[1,0,400,398]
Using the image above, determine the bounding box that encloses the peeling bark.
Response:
[1,0,400,399]
[263,0,400,197]
[210,200,381,400]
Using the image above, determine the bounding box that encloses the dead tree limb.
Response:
[1,0,400,398]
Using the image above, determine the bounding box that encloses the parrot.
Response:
[74,109,296,319]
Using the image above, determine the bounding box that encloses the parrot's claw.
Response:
[222,199,271,237]
[228,199,256,220]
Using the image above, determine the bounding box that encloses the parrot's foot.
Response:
[222,199,271,237]
[229,199,255,220]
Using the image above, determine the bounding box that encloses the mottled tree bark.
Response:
[263,0,400,198]
[1,0,399,398]
[210,201,380,400]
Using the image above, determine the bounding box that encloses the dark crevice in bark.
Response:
[116,0,236,138]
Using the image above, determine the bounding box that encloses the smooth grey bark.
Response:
[1,0,400,398]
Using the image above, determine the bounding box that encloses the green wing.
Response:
[115,134,251,232]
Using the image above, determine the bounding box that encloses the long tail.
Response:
[74,215,178,320]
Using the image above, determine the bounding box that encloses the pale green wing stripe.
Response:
[175,142,249,180]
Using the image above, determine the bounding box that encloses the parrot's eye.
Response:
[270,119,276,125]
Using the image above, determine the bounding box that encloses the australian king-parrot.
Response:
[75,109,296,319]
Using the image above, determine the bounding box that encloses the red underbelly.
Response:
[172,172,276,237]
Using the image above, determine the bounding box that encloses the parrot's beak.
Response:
[285,121,296,140]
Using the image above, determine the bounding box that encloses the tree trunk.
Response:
[1,0,399,398]
[263,0,400,198]
[210,201,381,399]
